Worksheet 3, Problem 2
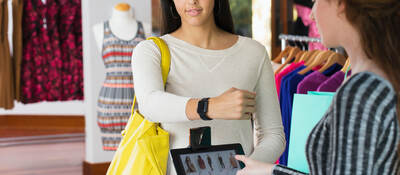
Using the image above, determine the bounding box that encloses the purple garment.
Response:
[297,63,343,94]
[317,71,351,92]
[297,71,329,94]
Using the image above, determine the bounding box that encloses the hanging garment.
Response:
[0,0,15,109]
[297,71,329,94]
[45,0,63,101]
[21,0,60,102]
[292,1,313,40]
[317,70,352,92]
[97,21,146,151]
[279,65,312,165]
[275,61,305,97]
[12,0,23,101]
[58,0,83,100]
[296,63,342,94]
[20,0,83,103]
[295,5,327,51]
[21,0,42,102]
[292,14,309,42]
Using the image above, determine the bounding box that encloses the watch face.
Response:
[205,98,210,111]
[202,102,208,113]
[198,99,206,113]
[198,98,212,120]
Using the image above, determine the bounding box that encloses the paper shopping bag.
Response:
[287,92,335,173]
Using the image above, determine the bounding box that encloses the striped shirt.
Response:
[273,72,400,175]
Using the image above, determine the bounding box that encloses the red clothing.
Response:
[21,0,82,103]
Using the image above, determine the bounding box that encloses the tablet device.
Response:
[170,143,245,175]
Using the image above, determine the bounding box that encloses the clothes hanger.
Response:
[292,40,306,62]
[298,50,335,75]
[287,47,301,62]
[299,39,307,51]
[318,52,347,73]
[273,46,294,63]
[294,50,310,63]
[340,59,351,72]
[307,51,331,66]
[293,40,308,63]
[294,50,305,63]
[297,50,319,64]
[306,50,324,65]
[274,47,302,74]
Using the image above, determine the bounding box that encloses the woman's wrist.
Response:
[186,98,201,120]
[206,97,217,119]
[186,97,217,120]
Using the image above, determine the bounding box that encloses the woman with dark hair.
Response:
[132,0,285,174]
[235,0,400,174]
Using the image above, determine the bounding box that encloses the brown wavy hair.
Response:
[332,0,400,155]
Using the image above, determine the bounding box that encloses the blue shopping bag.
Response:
[287,91,335,173]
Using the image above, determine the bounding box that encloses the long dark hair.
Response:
[332,0,400,154]
[160,0,234,35]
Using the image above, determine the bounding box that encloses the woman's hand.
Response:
[235,155,275,175]
[208,87,256,120]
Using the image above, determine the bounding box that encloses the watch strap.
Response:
[197,98,212,120]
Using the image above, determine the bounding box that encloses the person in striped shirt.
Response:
[235,0,400,174]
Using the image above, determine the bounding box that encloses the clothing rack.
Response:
[279,34,322,51]
[279,34,346,59]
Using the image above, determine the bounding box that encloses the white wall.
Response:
[82,0,151,163]
[0,101,84,115]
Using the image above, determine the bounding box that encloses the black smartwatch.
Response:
[197,98,212,121]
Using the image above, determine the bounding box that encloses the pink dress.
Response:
[295,4,327,51]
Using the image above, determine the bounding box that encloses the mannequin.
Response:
[92,3,150,51]
[92,2,147,151]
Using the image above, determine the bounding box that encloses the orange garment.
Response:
[12,0,23,101]
[0,0,15,109]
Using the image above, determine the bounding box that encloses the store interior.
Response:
[0,0,350,174]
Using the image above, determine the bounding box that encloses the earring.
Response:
[170,6,179,19]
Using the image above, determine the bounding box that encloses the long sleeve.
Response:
[273,164,308,175]
[132,40,191,123]
[249,52,286,163]
[272,72,399,175]
[325,74,399,175]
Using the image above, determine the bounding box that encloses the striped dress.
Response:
[273,72,399,174]
[97,21,145,151]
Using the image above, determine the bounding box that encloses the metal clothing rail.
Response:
[279,34,322,50]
